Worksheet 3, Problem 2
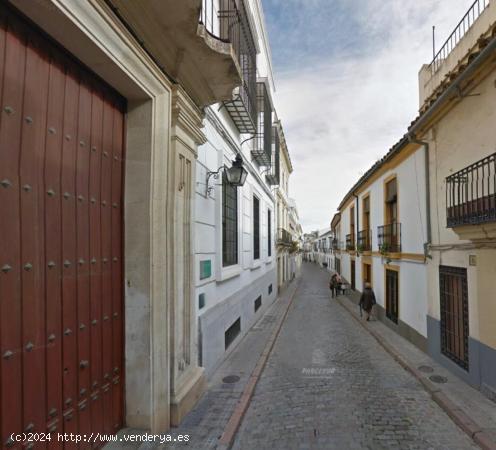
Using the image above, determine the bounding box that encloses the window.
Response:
[225,318,241,350]
[359,196,372,252]
[385,269,399,324]
[363,196,370,230]
[268,209,272,257]
[222,173,238,267]
[335,258,341,275]
[363,263,372,286]
[350,206,355,247]
[253,195,260,260]
[439,266,469,370]
[385,178,398,225]
[254,296,262,312]
[268,284,273,295]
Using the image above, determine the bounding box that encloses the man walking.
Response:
[359,282,376,321]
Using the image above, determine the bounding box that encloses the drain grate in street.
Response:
[429,375,448,384]
[222,375,240,384]
[418,365,434,373]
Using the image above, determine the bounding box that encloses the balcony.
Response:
[430,0,489,74]
[419,0,494,107]
[446,152,496,238]
[357,230,372,252]
[221,0,257,133]
[378,223,402,254]
[266,126,280,186]
[107,0,254,108]
[277,228,293,247]
[251,82,273,166]
[345,234,355,251]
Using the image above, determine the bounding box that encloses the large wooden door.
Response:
[439,266,469,370]
[0,5,125,447]
[350,260,356,290]
[385,269,399,324]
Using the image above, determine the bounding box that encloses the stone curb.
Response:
[216,281,301,450]
[337,296,496,450]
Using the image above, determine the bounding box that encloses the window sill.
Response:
[217,264,242,282]
[250,259,262,271]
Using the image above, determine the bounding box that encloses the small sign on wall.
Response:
[200,260,212,280]
[469,255,477,266]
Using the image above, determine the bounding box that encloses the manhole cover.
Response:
[418,365,434,373]
[429,375,448,384]
[222,375,240,384]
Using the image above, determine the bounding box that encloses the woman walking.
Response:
[329,273,336,298]
[359,282,376,321]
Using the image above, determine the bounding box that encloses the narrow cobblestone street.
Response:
[108,262,489,450]
[231,262,478,450]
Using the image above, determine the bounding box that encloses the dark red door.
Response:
[0,5,125,448]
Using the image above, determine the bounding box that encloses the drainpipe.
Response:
[408,135,431,257]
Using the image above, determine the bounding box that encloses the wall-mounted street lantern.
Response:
[205,154,248,197]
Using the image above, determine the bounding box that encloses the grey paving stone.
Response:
[231,263,478,450]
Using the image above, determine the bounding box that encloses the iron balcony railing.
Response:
[345,234,355,251]
[252,82,272,166]
[430,0,489,73]
[377,223,401,253]
[446,152,496,227]
[357,229,372,252]
[200,0,257,133]
[277,228,293,246]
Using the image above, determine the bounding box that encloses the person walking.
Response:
[359,282,376,321]
[329,273,338,298]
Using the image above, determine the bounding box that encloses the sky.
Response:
[261,0,473,232]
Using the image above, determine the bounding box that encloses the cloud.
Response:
[263,0,472,231]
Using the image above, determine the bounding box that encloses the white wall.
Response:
[337,146,429,337]
[195,119,276,315]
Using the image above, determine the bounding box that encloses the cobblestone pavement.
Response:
[155,282,299,450]
[232,262,478,450]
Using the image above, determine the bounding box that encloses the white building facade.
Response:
[194,0,284,376]
[331,142,430,350]
[328,0,496,401]
[275,125,295,289]
[288,198,303,279]
[313,228,333,270]
[416,1,496,399]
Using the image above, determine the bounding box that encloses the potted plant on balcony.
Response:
[289,241,299,254]
[379,243,390,255]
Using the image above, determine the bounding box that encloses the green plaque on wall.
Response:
[200,260,212,280]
